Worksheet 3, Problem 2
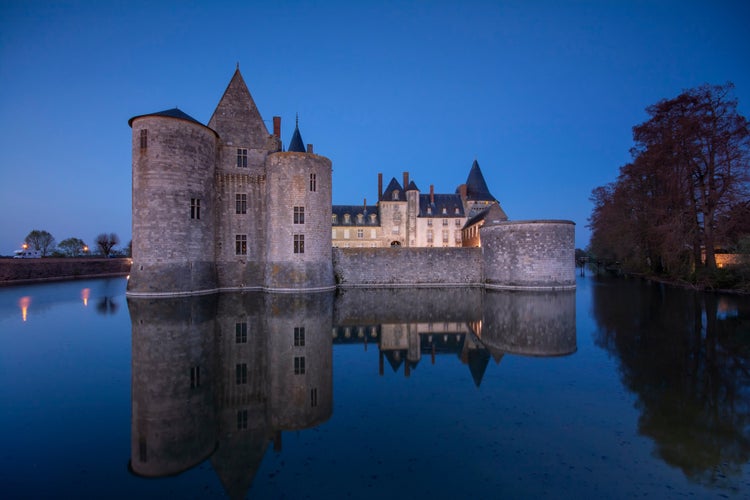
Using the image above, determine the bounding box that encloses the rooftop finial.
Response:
[296,112,299,128]
[236,61,239,70]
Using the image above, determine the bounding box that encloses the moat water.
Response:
[1,275,749,498]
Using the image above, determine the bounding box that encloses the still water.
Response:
[1,275,749,498]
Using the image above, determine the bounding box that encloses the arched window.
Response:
[332,214,338,224]
[392,190,400,200]
[390,241,401,248]
[344,214,351,224]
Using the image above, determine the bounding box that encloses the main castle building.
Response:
[128,68,575,296]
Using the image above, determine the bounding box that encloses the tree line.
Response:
[588,83,750,287]
[20,230,130,257]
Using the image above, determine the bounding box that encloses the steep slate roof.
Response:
[418,194,465,217]
[127,108,210,129]
[288,116,305,152]
[464,159,496,201]
[207,68,269,148]
[381,178,405,201]
[406,180,419,191]
[332,205,379,225]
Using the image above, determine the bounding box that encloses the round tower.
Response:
[128,109,218,296]
[481,219,576,290]
[263,121,334,292]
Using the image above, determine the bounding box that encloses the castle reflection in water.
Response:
[128,288,575,496]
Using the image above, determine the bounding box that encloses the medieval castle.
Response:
[127,68,574,296]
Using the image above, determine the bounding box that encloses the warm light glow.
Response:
[19,296,31,322]
[82,245,89,253]
[81,288,90,307]
[22,243,28,250]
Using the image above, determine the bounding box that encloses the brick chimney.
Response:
[458,183,467,200]
[307,144,313,154]
[430,184,434,204]
[403,171,409,190]
[273,116,281,138]
[378,173,383,201]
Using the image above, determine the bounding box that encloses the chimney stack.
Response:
[363,198,367,212]
[307,144,313,154]
[378,173,383,201]
[430,184,435,204]
[458,184,467,200]
[273,116,281,138]
[403,171,409,190]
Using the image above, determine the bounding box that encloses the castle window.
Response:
[236,194,247,214]
[357,229,364,239]
[443,219,448,226]
[235,235,247,255]
[455,219,461,226]
[371,229,377,238]
[190,198,201,219]
[294,234,305,254]
[344,229,350,239]
[455,231,462,243]
[236,322,247,343]
[369,213,377,224]
[311,388,318,407]
[310,173,317,192]
[343,214,351,224]
[332,214,337,224]
[427,207,432,215]
[427,219,433,226]
[236,363,247,384]
[294,206,305,224]
[392,225,400,234]
[427,229,433,243]
[237,410,248,430]
[455,207,460,215]
[442,207,447,214]
[294,356,306,375]
[392,190,400,200]
[332,228,336,238]
[140,129,148,149]
[190,366,200,388]
[237,148,248,168]
[294,327,305,346]
[357,214,364,224]
[443,230,449,243]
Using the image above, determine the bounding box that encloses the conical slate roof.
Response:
[127,108,206,128]
[406,180,419,192]
[381,178,405,201]
[464,159,496,201]
[288,115,305,152]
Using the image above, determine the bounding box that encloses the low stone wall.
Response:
[333,247,483,288]
[0,258,131,286]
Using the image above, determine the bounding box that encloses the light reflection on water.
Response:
[1,276,749,498]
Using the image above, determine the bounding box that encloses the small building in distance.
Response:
[332,160,508,249]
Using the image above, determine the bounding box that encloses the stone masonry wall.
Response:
[333,247,483,287]
[482,220,575,290]
[0,258,131,285]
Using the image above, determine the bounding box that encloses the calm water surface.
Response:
[1,275,749,498]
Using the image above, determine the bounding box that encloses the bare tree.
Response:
[95,233,120,256]
[24,229,56,257]
[58,237,88,257]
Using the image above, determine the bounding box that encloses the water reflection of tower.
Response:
[129,296,218,477]
[265,293,333,433]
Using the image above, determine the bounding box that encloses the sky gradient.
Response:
[1,0,748,253]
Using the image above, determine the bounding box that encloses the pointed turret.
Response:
[288,114,305,152]
[465,159,496,202]
[208,68,269,149]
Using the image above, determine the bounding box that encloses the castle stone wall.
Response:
[482,220,575,290]
[128,116,218,295]
[333,247,483,287]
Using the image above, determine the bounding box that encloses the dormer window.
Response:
[344,214,351,224]
[332,214,338,224]
[392,190,400,200]
[442,207,447,214]
[427,207,432,215]
[357,214,364,224]
[369,213,377,223]
[454,207,460,214]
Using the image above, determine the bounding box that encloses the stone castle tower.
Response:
[128,68,334,296]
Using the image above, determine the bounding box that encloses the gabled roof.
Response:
[464,203,508,228]
[207,67,269,148]
[332,205,379,226]
[381,178,405,201]
[406,180,419,191]
[464,159,496,202]
[418,194,465,217]
[288,117,305,152]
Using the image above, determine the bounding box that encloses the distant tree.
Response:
[589,83,750,278]
[125,240,132,257]
[24,229,56,257]
[95,233,120,256]
[58,237,88,257]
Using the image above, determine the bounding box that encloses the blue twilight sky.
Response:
[1,0,749,253]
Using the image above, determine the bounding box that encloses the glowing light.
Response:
[82,245,89,253]
[18,296,31,321]
[81,288,91,306]
[22,243,28,250]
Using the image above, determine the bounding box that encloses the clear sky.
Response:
[1,0,748,253]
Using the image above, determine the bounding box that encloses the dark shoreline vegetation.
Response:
[586,83,750,292]
[0,257,131,286]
